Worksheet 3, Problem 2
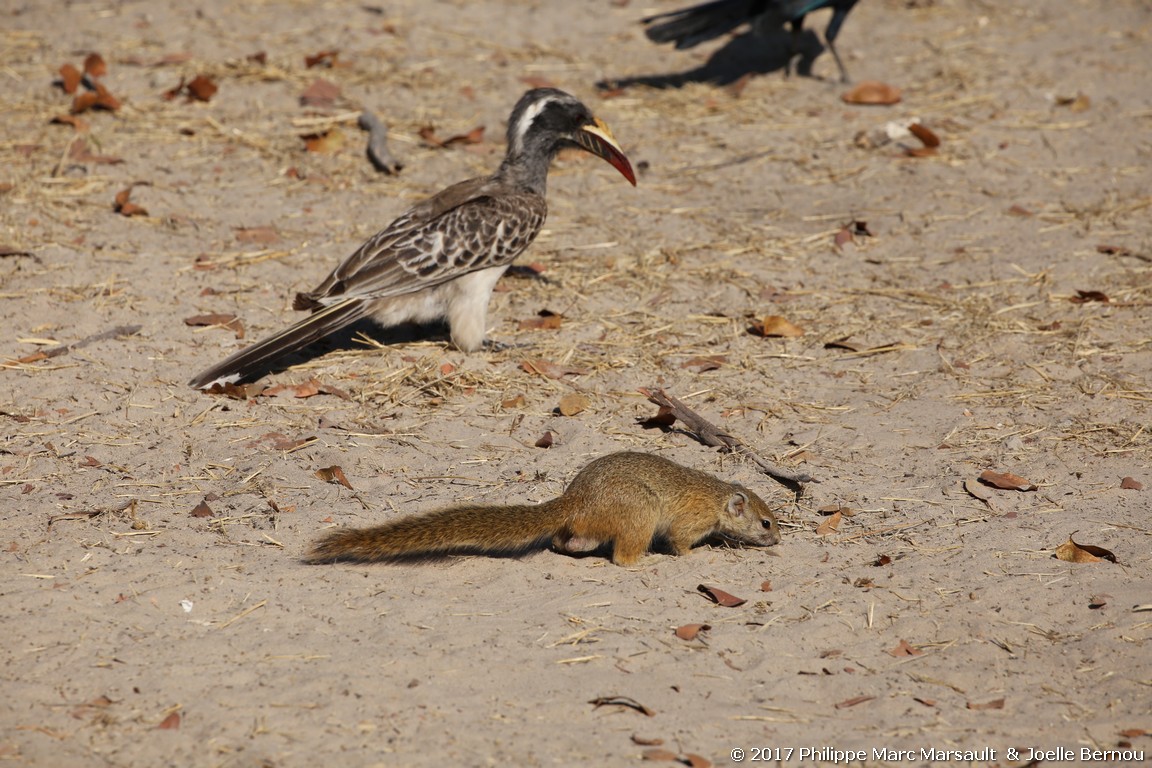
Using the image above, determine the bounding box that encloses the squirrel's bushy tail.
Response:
[302,502,560,563]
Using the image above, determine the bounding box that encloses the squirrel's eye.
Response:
[762,519,773,529]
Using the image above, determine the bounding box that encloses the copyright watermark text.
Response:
[726,746,1145,763]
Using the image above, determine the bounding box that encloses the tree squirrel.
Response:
[304,451,781,566]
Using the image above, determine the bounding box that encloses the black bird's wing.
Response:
[643,0,770,49]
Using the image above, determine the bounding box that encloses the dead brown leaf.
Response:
[697,584,746,607]
[234,226,280,245]
[1070,289,1109,303]
[680,355,726,373]
[824,338,860,352]
[162,77,185,101]
[305,50,340,68]
[113,187,148,217]
[749,315,803,338]
[183,313,245,339]
[760,580,772,592]
[632,735,664,746]
[71,81,120,113]
[315,465,353,489]
[978,470,1037,492]
[518,309,563,330]
[1055,92,1090,112]
[70,694,114,719]
[888,639,923,657]
[299,78,341,108]
[68,138,122,165]
[1120,476,1143,490]
[835,219,874,246]
[966,698,1005,711]
[156,711,181,730]
[534,431,555,449]
[841,80,901,105]
[190,500,214,518]
[1054,536,1117,564]
[908,122,941,148]
[1096,244,1134,258]
[419,124,485,149]
[963,477,994,502]
[834,696,876,709]
[271,434,314,451]
[185,75,218,102]
[674,623,711,641]
[501,394,526,409]
[589,696,655,716]
[815,511,842,536]
[302,127,346,154]
[520,359,590,379]
[557,393,589,417]
[83,53,107,78]
[50,114,90,132]
[263,379,340,399]
[59,63,82,94]
[834,225,855,248]
[204,381,266,400]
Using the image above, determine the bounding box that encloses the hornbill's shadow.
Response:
[235,318,451,383]
[224,265,552,383]
[599,28,826,89]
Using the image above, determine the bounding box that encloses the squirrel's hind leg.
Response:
[553,533,601,555]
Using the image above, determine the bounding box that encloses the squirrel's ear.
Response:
[728,492,748,517]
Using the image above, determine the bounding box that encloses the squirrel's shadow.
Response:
[302,536,775,566]
[599,28,824,90]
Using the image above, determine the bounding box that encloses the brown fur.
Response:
[304,452,781,566]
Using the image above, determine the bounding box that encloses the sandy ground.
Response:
[2,0,1151,766]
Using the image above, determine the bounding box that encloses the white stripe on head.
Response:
[508,91,568,156]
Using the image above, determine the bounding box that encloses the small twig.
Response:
[3,324,142,368]
[638,386,816,492]
[357,110,403,174]
[217,599,268,630]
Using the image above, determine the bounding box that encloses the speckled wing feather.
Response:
[296,178,546,309]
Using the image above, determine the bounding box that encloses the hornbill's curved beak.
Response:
[575,118,637,186]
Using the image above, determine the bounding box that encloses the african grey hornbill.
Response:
[189,88,635,389]
[643,0,861,83]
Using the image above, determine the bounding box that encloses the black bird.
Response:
[643,0,861,83]
[189,89,635,389]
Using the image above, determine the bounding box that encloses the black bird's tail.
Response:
[188,298,373,389]
[643,0,768,49]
